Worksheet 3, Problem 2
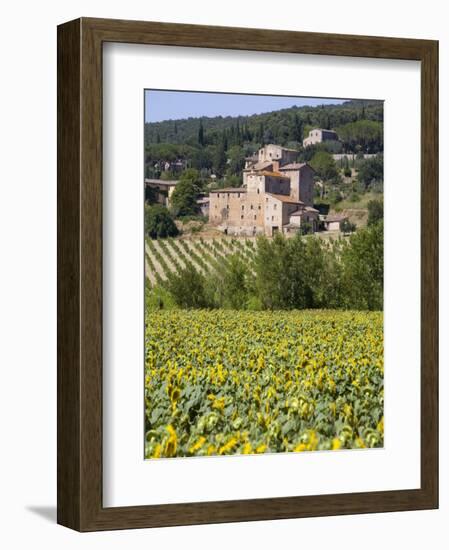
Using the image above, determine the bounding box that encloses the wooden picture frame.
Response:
[57,17,438,531]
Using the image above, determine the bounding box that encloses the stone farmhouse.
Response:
[208,144,319,236]
[303,128,338,148]
[145,178,179,207]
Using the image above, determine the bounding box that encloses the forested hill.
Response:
[144,99,383,147]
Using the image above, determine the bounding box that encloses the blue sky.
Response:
[145,90,346,123]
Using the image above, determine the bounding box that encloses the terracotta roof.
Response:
[266,193,304,205]
[252,161,273,171]
[210,188,247,193]
[260,171,289,178]
[325,214,348,222]
[289,207,318,217]
[279,163,312,171]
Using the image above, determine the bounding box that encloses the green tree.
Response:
[256,122,265,144]
[291,113,303,142]
[144,204,179,238]
[221,254,250,309]
[198,120,204,146]
[336,120,383,153]
[253,235,287,309]
[167,263,211,308]
[213,141,227,176]
[253,234,311,310]
[367,199,384,226]
[341,219,357,234]
[170,169,203,217]
[310,151,339,182]
[226,145,245,176]
[341,221,383,310]
[357,155,384,189]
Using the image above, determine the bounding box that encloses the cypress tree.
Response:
[198,120,204,146]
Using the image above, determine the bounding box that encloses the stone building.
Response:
[209,144,319,236]
[303,128,338,148]
[145,178,179,207]
[322,213,348,232]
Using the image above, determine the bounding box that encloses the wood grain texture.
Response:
[57,17,439,532]
[57,18,81,531]
[420,40,439,504]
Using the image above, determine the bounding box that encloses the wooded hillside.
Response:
[145,99,383,148]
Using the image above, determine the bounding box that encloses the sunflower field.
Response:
[144,309,383,459]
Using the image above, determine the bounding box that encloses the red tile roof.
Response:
[266,193,304,204]
[279,162,312,171]
[325,214,348,222]
[210,188,247,193]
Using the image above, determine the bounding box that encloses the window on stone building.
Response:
[241,205,244,210]
[254,215,256,220]
[250,204,253,210]
[241,215,244,220]
[274,203,277,210]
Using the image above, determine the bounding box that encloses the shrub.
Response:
[367,199,384,226]
[145,204,179,239]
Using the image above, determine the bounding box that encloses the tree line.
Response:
[145,99,383,147]
[149,222,383,312]
[144,100,384,179]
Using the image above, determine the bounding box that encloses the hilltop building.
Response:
[303,128,338,148]
[208,144,319,236]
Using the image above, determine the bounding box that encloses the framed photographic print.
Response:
[57,17,438,531]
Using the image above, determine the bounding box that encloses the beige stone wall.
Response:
[261,196,298,235]
[279,166,314,206]
[209,190,266,234]
[245,173,291,195]
[303,129,322,147]
[303,129,338,148]
[264,175,290,195]
[283,170,300,202]
[258,144,283,162]
[258,144,298,165]
[298,167,314,206]
[245,174,265,194]
[209,159,315,236]
[264,195,282,234]
[327,220,341,231]
[282,203,300,225]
